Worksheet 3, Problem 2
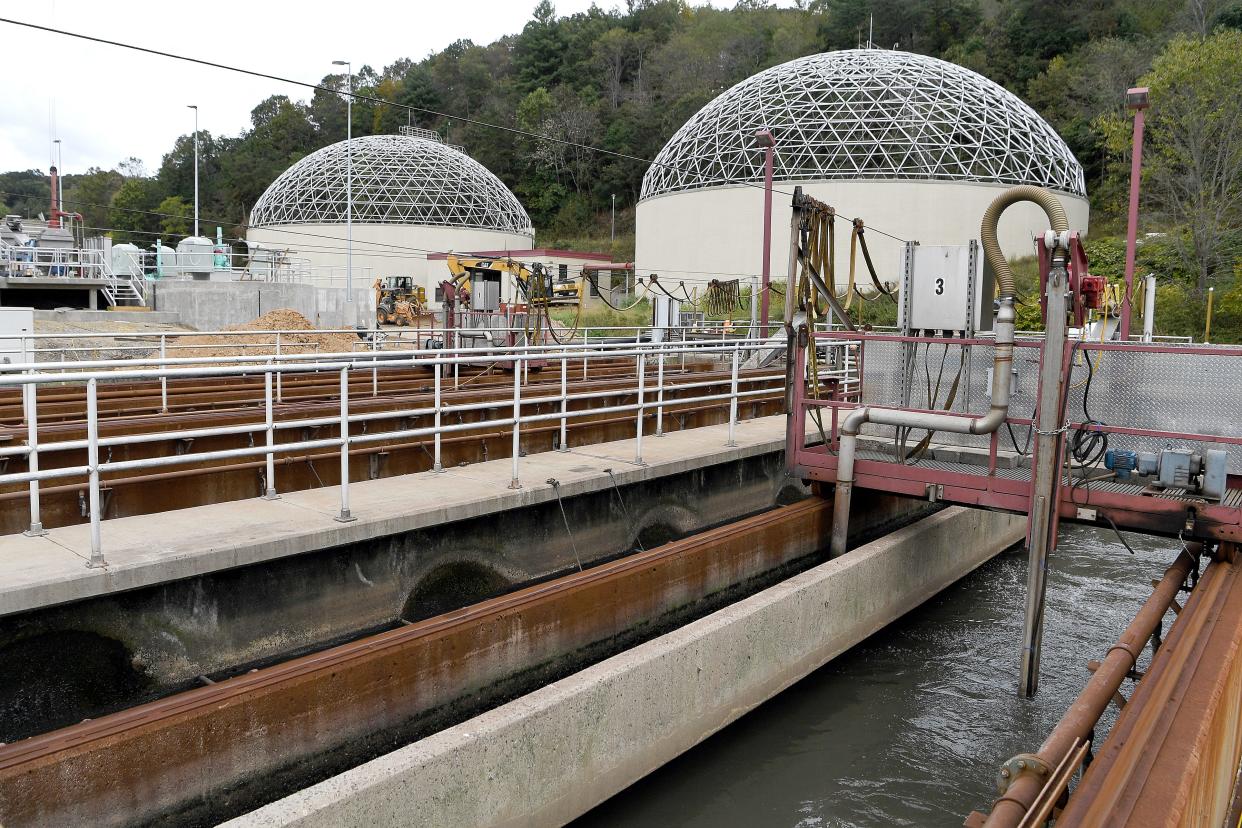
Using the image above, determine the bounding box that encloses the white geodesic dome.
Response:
[640,49,1085,199]
[250,134,532,234]
[636,49,1089,287]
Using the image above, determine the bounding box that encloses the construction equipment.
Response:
[443,255,583,311]
[374,277,426,326]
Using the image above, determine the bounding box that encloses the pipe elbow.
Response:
[841,406,870,437]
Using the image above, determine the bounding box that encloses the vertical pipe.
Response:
[655,353,665,437]
[1205,286,1215,343]
[86,378,104,567]
[1020,260,1070,698]
[263,370,278,499]
[1120,100,1146,341]
[433,354,443,472]
[23,380,46,536]
[727,343,740,447]
[583,327,589,380]
[558,356,569,452]
[509,357,522,489]
[1142,274,1156,343]
[635,352,646,465]
[371,335,378,396]
[334,366,355,522]
[759,137,774,338]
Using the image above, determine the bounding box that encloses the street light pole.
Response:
[333,60,353,302]
[1120,87,1149,342]
[752,129,775,339]
[52,138,63,215]
[187,105,199,237]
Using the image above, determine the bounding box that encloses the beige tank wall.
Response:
[635,179,1090,291]
[246,224,534,303]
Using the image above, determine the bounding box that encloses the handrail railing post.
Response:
[509,356,522,489]
[86,377,105,567]
[727,343,740,447]
[583,327,589,380]
[433,353,444,472]
[371,335,378,397]
[558,355,569,452]
[334,366,356,522]
[275,332,284,403]
[22,379,46,536]
[655,352,665,436]
[159,334,168,412]
[635,352,646,465]
[263,369,279,499]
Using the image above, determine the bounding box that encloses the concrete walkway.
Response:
[0,416,787,617]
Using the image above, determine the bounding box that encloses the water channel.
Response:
[575,523,1179,827]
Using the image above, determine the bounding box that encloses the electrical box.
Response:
[0,306,33,365]
[651,295,681,344]
[899,242,993,334]
[470,270,501,313]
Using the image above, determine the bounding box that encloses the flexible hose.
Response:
[980,185,1069,299]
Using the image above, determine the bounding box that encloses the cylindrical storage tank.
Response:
[151,244,176,278]
[110,243,143,279]
[247,134,533,305]
[636,50,1089,288]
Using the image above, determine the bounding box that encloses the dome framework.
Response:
[250,134,533,235]
[640,49,1085,200]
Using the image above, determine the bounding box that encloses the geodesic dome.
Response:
[640,49,1085,200]
[249,134,533,235]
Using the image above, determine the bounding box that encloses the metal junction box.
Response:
[0,306,33,365]
[899,242,993,334]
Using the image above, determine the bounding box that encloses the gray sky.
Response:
[1,0,658,175]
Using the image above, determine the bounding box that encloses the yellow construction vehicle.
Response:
[374,276,426,326]
[443,255,584,311]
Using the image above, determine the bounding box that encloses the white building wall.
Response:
[636,179,1090,292]
[246,223,534,301]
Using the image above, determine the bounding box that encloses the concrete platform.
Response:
[0,416,788,618]
[33,308,183,325]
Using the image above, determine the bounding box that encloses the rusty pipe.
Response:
[979,546,1197,827]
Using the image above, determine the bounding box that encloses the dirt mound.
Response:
[172,309,359,359]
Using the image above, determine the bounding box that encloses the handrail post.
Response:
[558,355,569,452]
[22,379,46,536]
[275,332,284,403]
[86,377,106,567]
[635,352,646,465]
[655,352,665,437]
[263,369,279,499]
[159,334,168,412]
[433,353,444,472]
[583,327,589,380]
[509,355,522,489]
[727,343,740,447]
[334,366,356,522]
[371,335,378,396]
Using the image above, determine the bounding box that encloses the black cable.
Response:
[0,17,914,246]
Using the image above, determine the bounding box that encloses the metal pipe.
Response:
[558,356,569,452]
[263,370,277,499]
[1142,274,1156,343]
[655,354,665,436]
[1121,88,1149,341]
[727,344,740,447]
[981,548,1196,827]
[509,359,522,489]
[433,355,443,471]
[829,185,1068,557]
[635,353,646,464]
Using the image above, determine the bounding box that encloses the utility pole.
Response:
[187,105,199,237]
[333,60,353,302]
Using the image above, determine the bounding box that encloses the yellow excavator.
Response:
[442,255,584,310]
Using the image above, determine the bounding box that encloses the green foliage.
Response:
[108,177,164,245]
[0,170,50,217]
[157,195,192,237]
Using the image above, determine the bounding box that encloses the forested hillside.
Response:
[3,0,1241,337]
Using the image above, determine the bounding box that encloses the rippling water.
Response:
[574,523,1179,827]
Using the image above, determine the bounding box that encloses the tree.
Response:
[1111,31,1242,291]
[157,195,192,238]
[109,178,164,245]
[66,167,124,232]
[515,1,567,91]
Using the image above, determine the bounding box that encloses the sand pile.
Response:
[171,309,359,359]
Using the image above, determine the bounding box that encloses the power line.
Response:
[0,15,913,245]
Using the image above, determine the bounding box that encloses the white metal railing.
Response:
[0,338,855,567]
[1,245,110,280]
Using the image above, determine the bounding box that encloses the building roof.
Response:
[640,49,1086,200]
[425,248,614,261]
[249,134,533,235]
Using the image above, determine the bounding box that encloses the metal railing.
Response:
[1,245,110,280]
[0,337,843,566]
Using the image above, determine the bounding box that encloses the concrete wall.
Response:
[636,178,1091,287]
[227,506,1025,828]
[149,280,372,330]
[246,223,534,303]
